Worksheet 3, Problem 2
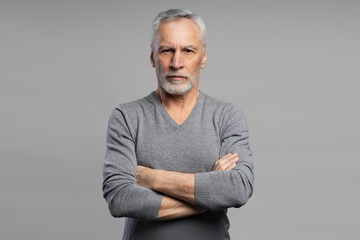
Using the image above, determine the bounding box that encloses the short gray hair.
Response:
[151,9,206,49]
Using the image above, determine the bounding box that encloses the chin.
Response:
[161,82,193,95]
[160,77,197,95]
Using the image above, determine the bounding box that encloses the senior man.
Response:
[103,9,254,240]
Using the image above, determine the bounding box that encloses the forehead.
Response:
[155,18,202,46]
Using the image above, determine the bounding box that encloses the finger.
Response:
[222,157,239,170]
[219,153,233,161]
[214,156,239,171]
[228,162,237,170]
[213,153,239,171]
[219,153,237,162]
[218,153,238,165]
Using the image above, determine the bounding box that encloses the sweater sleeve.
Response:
[102,107,163,220]
[194,106,254,211]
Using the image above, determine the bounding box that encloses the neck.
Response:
[156,86,199,108]
[155,85,200,125]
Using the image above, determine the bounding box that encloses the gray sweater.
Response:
[103,91,254,240]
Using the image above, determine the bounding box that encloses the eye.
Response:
[160,48,172,53]
[184,49,194,53]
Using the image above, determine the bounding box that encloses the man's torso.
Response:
[119,92,235,240]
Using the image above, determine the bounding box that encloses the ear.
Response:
[150,51,155,67]
[201,48,207,69]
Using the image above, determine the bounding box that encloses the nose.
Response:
[170,51,184,70]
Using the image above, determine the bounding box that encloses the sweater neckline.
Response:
[148,91,204,130]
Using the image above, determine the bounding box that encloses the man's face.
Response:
[151,18,207,95]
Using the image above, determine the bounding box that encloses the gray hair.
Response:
[151,9,206,49]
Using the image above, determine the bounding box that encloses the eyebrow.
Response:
[158,45,198,51]
[182,45,198,50]
[158,45,173,51]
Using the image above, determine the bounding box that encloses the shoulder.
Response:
[107,93,155,135]
[110,93,155,120]
[201,93,248,136]
[201,93,246,121]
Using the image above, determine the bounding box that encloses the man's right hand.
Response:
[212,153,239,171]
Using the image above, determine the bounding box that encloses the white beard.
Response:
[159,72,199,95]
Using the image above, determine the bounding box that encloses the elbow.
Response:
[108,206,120,218]
[107,198,126,218]
[103,181,159,220]
[103,182,129,218]
[105,187,136,218]
[234,186,253,208]
[234,176,254,208]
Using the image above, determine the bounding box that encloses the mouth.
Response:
[166,75,187,81]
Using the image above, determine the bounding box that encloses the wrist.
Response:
[136,166,158,189]
[152,169,164,191]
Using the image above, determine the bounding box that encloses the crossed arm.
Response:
[103,107,254,221]
[136,153,239,220]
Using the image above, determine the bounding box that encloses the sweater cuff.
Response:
[142,190,163,220]
[194,172,214,209]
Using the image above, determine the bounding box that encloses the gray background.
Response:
[1,0,359,239]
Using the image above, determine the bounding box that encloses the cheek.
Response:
[157,58,170,70]
[189,60,203,73]
[155,61,168,76]
[157,61,167,71]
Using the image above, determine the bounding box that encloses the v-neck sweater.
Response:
[103,91,254,240]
